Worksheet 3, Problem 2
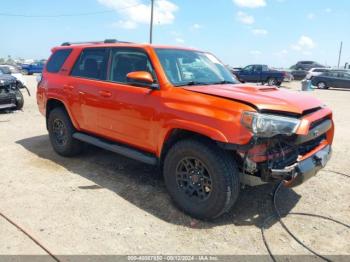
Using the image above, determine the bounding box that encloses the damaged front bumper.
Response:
[270,143,331,187]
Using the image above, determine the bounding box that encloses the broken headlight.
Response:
[241,111,300,137]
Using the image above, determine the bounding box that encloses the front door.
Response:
[96,48,159,152]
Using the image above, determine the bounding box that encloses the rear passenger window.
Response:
[46,49,72,73]
[71,48,108,80]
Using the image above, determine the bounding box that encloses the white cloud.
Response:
[112,20,137,29]
[190,23,202,30]
[291,36,315,51]
[307,13,315,20]
[325,8,332,13]
[252,28,268,35]
[236,11,255,24]
[98,0,178,29]
[175,37,185,43]
[233,0,266,8]
[250,50,262,55]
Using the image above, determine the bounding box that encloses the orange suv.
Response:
[37,39,334,220]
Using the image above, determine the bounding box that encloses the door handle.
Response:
[99,90,112,98]
[63,84,74,91]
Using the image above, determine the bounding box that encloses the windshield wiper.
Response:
[211,80,236,85]
[174,81,210,87]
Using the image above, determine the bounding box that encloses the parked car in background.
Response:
[291,61,325,71]
[233,64,284,86]
[290,69,308,80]
[311,70,350,89]
[0,65,27,88]
[306,68,330,80]
[0,73,24,110]
[282,70,294,82]
[20,61,45,75]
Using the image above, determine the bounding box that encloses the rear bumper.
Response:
[270,144,331,187]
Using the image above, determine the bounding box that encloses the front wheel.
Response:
[163,139,240,220]
[15,90,24,110]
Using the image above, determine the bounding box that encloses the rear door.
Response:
[69,48,109,133]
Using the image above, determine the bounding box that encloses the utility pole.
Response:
[149,0,154,44]
[337,41,343,68]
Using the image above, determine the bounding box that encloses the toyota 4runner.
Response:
[37,40,334,220]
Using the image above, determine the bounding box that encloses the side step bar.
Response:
[73,132,158,165]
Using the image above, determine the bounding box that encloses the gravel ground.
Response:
[0,77,349,258]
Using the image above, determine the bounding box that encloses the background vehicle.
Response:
[290,69,308,80]
[306,68,330,80]
[0,65,27,88]
[37,40,334,220]
[20,61,45,75]
[311,70,350,89]
[282,70,294,82]
[233,64,284,86]
[291,61,325,71]
[0,73,24,110]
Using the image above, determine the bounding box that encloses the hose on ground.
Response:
[0,211,60,261]
[262,170,350,262]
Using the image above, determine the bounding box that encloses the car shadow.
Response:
[16,135,300,229]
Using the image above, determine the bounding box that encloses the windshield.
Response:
[0,67,11,74]
[155,48,238,87]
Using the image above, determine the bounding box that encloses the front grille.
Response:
[0,88,16,105]
[298,134,326,155]
[309,115,331,130]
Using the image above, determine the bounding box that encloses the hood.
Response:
[0,75,17,86]
[183,84,323,115]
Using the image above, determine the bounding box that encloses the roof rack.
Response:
[61,39,120,46]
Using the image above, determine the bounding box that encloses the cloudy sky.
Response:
[0,0,349,67]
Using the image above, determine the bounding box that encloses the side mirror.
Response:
[126,71,159,89]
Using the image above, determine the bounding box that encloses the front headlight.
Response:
[0,80,4,85]
[241,111,300,137]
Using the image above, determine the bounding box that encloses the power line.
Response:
[0,3,142,18]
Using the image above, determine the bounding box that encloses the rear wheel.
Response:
[267,78,277,86]
[47,107,83,157]
[317,81,328,89]
[163,139,240,220]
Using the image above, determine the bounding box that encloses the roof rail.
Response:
[61,39,119,46]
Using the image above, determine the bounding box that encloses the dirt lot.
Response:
[0,76,349,258]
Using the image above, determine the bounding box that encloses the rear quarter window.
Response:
[46,49,72,73]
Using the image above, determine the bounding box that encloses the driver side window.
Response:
[244,65,254,71]
[109,48,156,84]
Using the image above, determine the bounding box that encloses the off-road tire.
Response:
[15,90,24,110]
[163,139,240,220]
[21,69,29,75]
[48,107,83,157]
